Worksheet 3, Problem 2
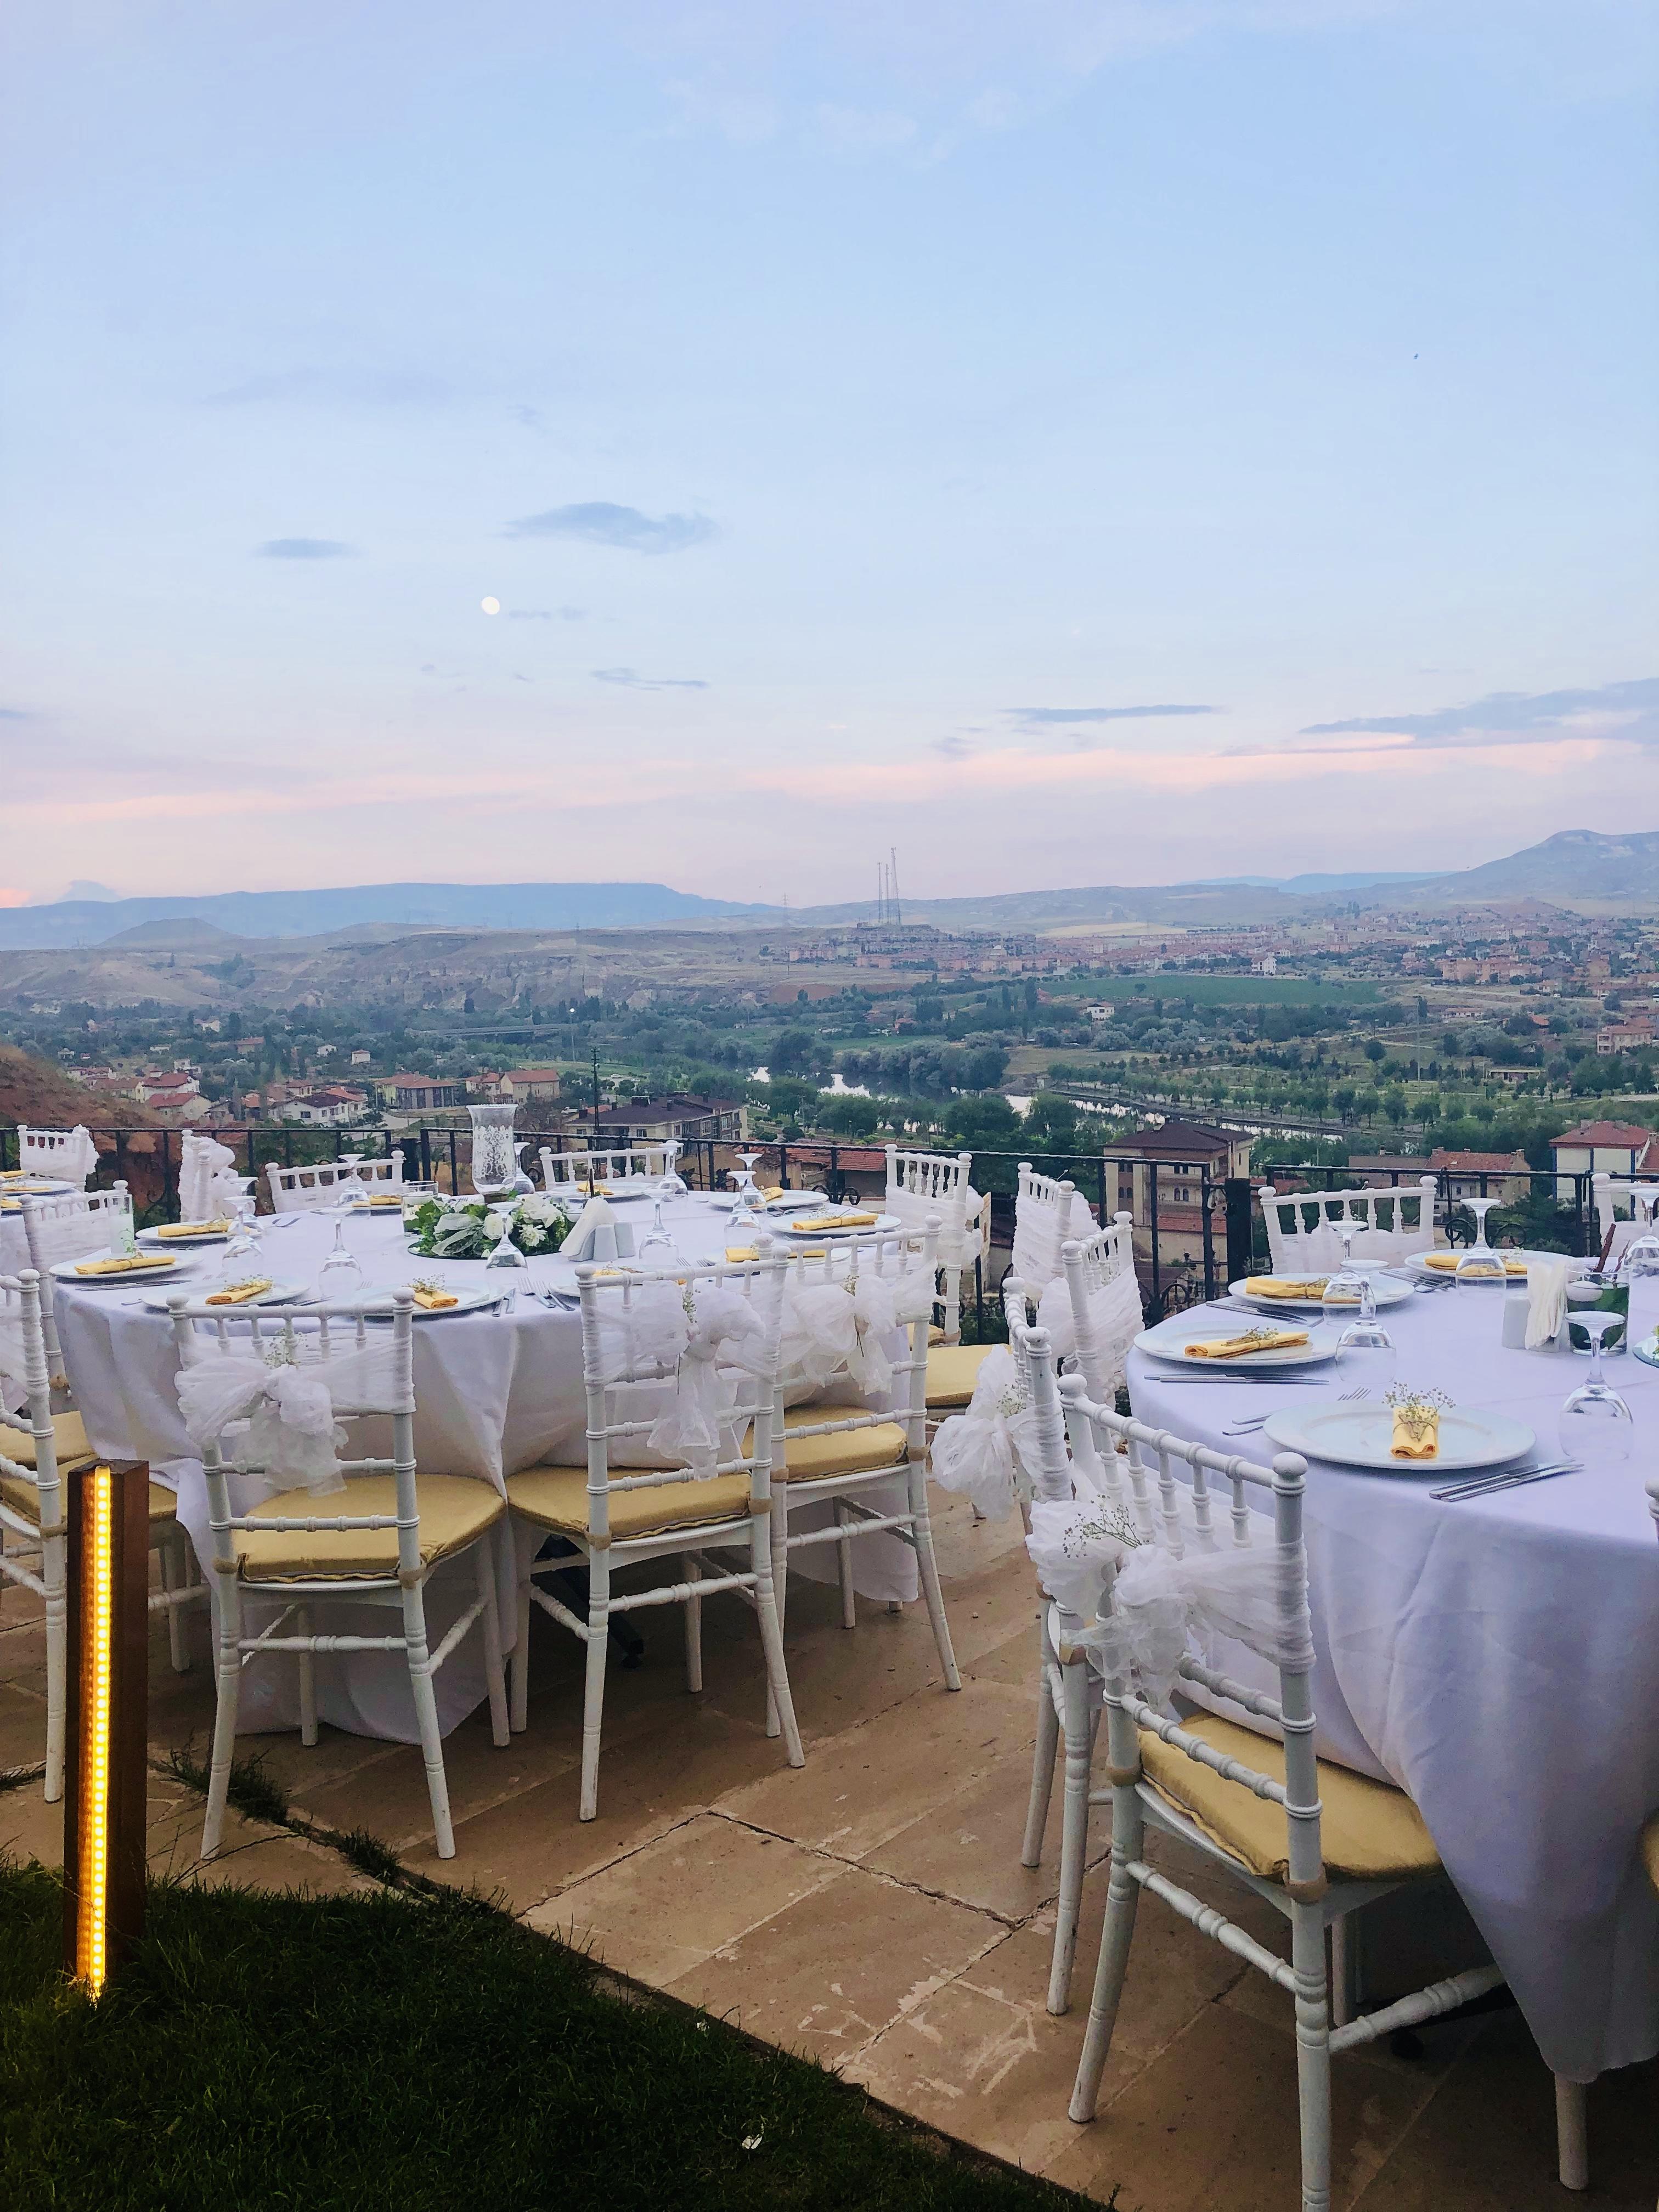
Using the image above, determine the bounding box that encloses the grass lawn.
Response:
[0,1861,1097,2212]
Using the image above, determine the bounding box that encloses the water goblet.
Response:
[635,1194,685,1266]
[1455,1197,1506,1285]
[656,1138,689,1203]
[315,1219,364,1303]
[1619,1229,1659,1352]
[1321,1224,1369,1321]
[483,1209,528,1273]
[219,1181,263,1277]
[331,1154,369,1214]
[1558,1310,1634,1470]
[1334,1274,1396,1385]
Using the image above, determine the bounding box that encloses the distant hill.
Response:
[0,881,771,950]
[1369,830,1659,909]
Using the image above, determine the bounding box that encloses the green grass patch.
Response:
[0,1862,1099,2212]
[1090,975,1381,1009]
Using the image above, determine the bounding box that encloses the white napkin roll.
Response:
[1525,1257,1570,1351]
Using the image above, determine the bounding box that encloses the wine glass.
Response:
[656,1138,688,1203]
[1455,1197,1505,1284]
[315,1219,364,1303]
[219,1178,263,1277]
[483,1209,528,1273]
[511,1142,536,1195]
[331,1153,369,1214]
[635,1192,685,1266]
[1321,1223,1369,1320]
[727,1152,765,1240]
[1558,1311,1634,1469]
[1334,1273,1396,1385]
[1620,1229,1659,1354]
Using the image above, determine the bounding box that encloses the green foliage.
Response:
[406,1197,572,1260]
[944,1093,1023,1149]
[1021,1093,1079,1154]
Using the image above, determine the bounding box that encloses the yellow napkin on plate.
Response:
[725,1245,760,1262]
[1424,1250,1525,1275]
[792,1211,879,1232]
[761,1185,784,1200]
[1390,1407,1441,1459]
[411,1286,458,1310]
[156,1220,230,1240]
[1243,1277,1331,1300]
[356,1193,404,1210]
[75,1253,175,1276]
[205,1279,272,1306]
[1184,1328,1310,1358]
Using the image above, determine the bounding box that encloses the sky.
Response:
[2,1,1656,911]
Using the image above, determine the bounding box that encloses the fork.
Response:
[1224,1385,1369,1436]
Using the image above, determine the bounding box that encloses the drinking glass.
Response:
[635,1193,685,1266]
[1334,1273,1396,1385]
[1619,1230,1659,1352]
[1558,1310,1634,1469]
[220,1180,263,1275]
[1455,1197,1505,1284]
[1321,1224,1368,1320]
[483,1210,528,1273]
[656,1138,688,1203]
[315,1220,364,1302]
[330,1154,369,1214]
[728,1152,765,1240]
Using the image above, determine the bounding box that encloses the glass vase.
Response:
[469,1104,519,1199]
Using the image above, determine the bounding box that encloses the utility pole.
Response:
[890,847,902,929]
[591,1047,601,1144]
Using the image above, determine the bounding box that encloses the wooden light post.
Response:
[62,1459,150,1995]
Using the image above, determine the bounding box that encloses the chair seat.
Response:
[234,1475,504,1583]
[1138,1712,1441,1885]
[1,1465,179,1527]
[1643,1812,1659,1894]
[507,1464,754,1543]
[928,1323,947,1346]
[776,1406,909,1480]
[926,1342,998,1409]
[1,1409,94,1471]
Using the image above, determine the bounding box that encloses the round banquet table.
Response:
[52,1190,920,1748]
[1126,1282,1659,2086]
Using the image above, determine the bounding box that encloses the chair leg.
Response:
[510,1571,531,1733]
[165,1532,191,1672]
[682,1554,703,1692]
[476,1538,510,1749]
[765,1488,788,1739]
[1069,1789,1144,2121]
[909,1463,961,1691]
[833,1502,856,1630]
[401,1581,454,1858]
[202,1579,245,1860]
[752,1512,804,1769]
[1555,2075,1589,2192]
[1330,1910,1360,2030]
[1291,1900,1333,2212]
[42,1526,67,1804]
[578,1551,612,1820]
[1048,1656,1094,2016]
[296,1604,318,1747]
[1021,1615,1059,1871]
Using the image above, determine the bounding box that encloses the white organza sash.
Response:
[929,1345,1043,1520]
[175,1329,402,1497]
[1036,1266,1143,1395]
[1026,1497,1315,1710]
[883,1184,983,1269]
[591,1279,780,1475]
[778,1265,929,1408]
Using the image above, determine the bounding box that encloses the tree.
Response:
[1362,1038,1386,1063]
[1383,1086,1408,1128]
[1022,1093,1079,1154]
[770,1027,815,1076]
[945,1092,1022,1150]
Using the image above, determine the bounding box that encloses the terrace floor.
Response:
[3,1493,1655,2210]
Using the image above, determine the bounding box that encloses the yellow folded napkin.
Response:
[410,1286,458,1310]
[1243,1277,1332,1300]
[761,1185,784,1200]
[354,1193,405,1209]
[75,1253,176,1276]
[1390,1408,1440,1459]
[156,1220,230,1239]
[205,1279,273,1306]
[1184,1328,1310,1359]
[725,1245,760,1263]
[792,1211,879,1232]
[1424,1249,1524,1276]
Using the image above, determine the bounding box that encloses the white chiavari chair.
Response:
[1,1268,204,1798]
[1011,1162,1098,1295]
[882,1147,998,1419]
[168,1289,509,1859]
[1591,1172,1659,1267]
[18,1124,98,1187]
[1039,1215,1142,1407]
[264,1154,404,1214]
[765,1221,960,1702]
[1259,1177,1438,1274]
[19,1184,135,1387]
[1053,1385,1503,2210]
[537,1145,670,1195]
[504,1252,803,1820]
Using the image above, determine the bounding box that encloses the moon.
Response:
[481,596,501,615]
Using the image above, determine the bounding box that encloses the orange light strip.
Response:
[75,1465,112,1996]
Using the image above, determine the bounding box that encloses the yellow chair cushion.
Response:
[1,1465,179,1527]
[1138,1712,1441,1885]
[775,1406,909,1480]
[1642,1813,1659,1894]
[2,1410,93,1470]
[926,1342,998,1409]
[928,1323,947,1346]
[233,1474,503,1583]
[507,1463,754,1542]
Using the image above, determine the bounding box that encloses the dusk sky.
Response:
[3,2,1655,911]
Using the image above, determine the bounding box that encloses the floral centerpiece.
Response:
[405,1193,573,1261]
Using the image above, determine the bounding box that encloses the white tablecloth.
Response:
[54,1194,919,1744]
[1127,1285,1659,2084]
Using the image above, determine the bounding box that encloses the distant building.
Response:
[350,1048,373,1066]
[1596,1018,1656,1056]
[1084,1004,1116,1024]
[1427,1148,1531,1205]
[385,1073,466,1112]
[563,1092,749,1146]
[1550,1120,1659,1199]
[498,1065,564,1103]
[1109,1121,1256,1279]
[279,1086,369,1128]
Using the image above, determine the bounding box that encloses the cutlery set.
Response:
[1223,1386,1369,1437]
[1430,1460,1581,1502]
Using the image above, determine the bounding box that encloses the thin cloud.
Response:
[0,707,35,720]
[206,368,455,407]
[592,667,709,691]
[257,538,355,560]
[932,735,972,759]
[506,502,716,554]
[507,606,585,621]
[1295,678,1659,752]
[1008,703,1216,726]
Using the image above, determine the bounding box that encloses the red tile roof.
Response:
[1549,1122,1658,1149]
[1429,1149,1527,1172]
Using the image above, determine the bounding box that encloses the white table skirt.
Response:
[53,1196,920,1745]
[1126,1286,1659,2085]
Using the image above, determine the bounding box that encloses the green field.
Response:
[1045,975,1382,1010]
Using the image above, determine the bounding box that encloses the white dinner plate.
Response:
[1226,1274,1414,1315]
[53,1255,188,1287]
[349,1284,506,1321]
[769,1210,903,1239]
[707,1188,827,1210]
[1261,1402,1534,1474]
[139,1279,307,1311]
[1136,1319,1337,1370]
[139,1223,232,1248]
[1404,1248,1555,1283]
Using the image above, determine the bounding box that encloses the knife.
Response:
[1430,1460,1579,1502]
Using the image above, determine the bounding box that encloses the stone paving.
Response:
[3,1491,1655,2209]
